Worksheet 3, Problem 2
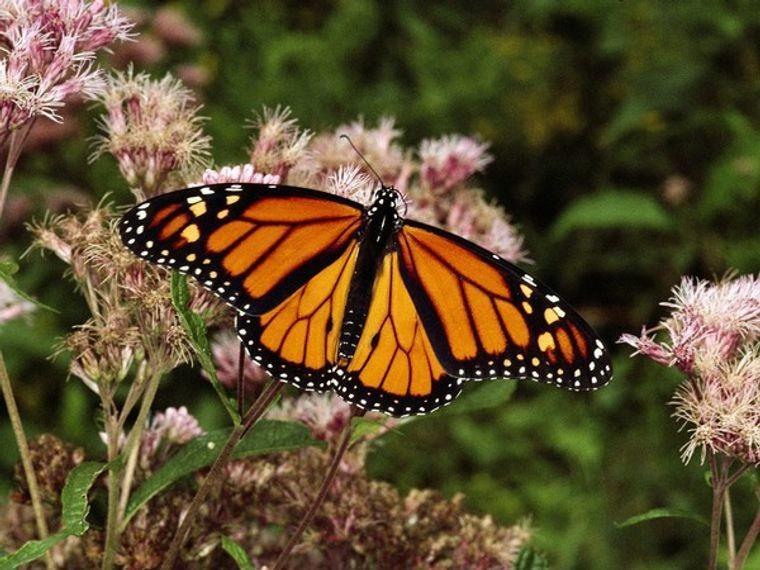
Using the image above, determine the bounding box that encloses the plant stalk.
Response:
[0,122,33,224]
[272,408,362,570]
[160,379,285,569]
[0,352,54,570]
[734,503,760,570]
[725,487,736,568]
[117,370,162,523]
[708,454,729,570]
[101,415,121,570]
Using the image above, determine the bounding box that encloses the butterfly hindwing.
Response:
[333,251,460,415]
[236,245,461,417]
[119,183,363,315]
[396,220,612,391]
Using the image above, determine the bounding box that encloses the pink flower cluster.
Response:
[92,67,210,200]
[0,0,132,137]
[620,274,760,464]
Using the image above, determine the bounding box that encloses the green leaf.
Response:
[615,507,709,529]
[221,535,255,569]
[0,461,107,568]
[437,380,517,416]
[551,190,673,239]
[515,547,549,570]
[171,272,240,424]
[0,259,58,314]
[123,420,318,527]
[350,416,388,444]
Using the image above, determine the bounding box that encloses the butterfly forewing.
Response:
[396,221,613,391]
[119,183,363,315]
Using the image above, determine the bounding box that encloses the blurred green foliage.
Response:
[1,1,759,568]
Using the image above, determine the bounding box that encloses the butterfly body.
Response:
[120,181,612,417]
[338,186,403,362]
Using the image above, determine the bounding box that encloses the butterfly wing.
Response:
[396,220,613,391]
[119,183,364,314]
[236,248,460,416]
[235,240,361,392]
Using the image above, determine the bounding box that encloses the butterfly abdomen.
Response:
[337,190,401,362]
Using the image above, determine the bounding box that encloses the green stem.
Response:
[160,379,285,569]
[117,371,162,525]
[708,454,730,570]
[0,352,54,570]
[726,487,736,568]
[101,416,120,570]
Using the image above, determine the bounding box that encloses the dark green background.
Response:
[1,1,758,568]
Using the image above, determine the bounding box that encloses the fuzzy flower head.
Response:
[419,134,492,193]
[0,0,132,136]
[138,406,203,471]
[91,67,211,200]
[32,205,226,389]
[207,329,270,393]
[620,273,760,465]
[201,163,280,186]
[309,116,407,186]
[247,105,312,181]
[270,392,353,443]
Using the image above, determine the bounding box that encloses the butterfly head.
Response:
[368,185,407,227]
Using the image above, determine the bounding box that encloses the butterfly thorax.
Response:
[337,186,403,363]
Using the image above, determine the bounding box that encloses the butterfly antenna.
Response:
[340,134,386,188]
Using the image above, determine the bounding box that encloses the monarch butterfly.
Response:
[119,176,612,417]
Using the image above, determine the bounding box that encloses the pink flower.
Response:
[91,67,210,199]
[270,393,352,443]
[207,330,270,392]
[248,106,312,181]
[419,135,492,192]
[324,164,375,206]
[201,163,280,186]
[0,0,133,135]
[139,406,204,469]
[621,273,760,465]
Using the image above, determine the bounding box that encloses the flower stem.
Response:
[101,415,120,570]
[734,503,760,570]
[708,454,729,570]
[726,488,736,568]
[160,379,285,570]
[0,122,33,224]
[272,407,363,570]
[117,370,162,524]
[0,352,54,570]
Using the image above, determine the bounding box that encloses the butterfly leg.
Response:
[273,406,366,569]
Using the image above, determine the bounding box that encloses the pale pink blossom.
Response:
[91,67,210,199]
[248,105,312,180]
[310,116,406,184]
[419,135,492,192]
[620,273,760,465]
[201,163,280,186]
[139,406,203,468]
[324,164,375,206]
[207,329,270,392]
[0,0,133,135]
[270,392,352,443]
